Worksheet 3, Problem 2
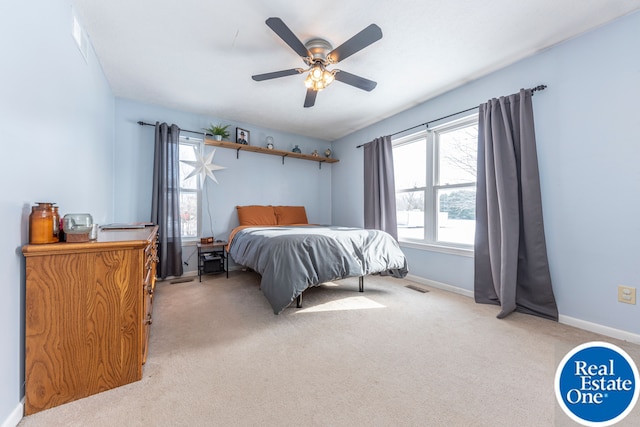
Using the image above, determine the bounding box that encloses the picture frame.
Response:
[236,127,249,145]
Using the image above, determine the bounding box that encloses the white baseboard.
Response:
[405,274,474,298]
[2,401,23,427]
[182,270,198,277]
[160,266,242,283]
[158,270,198,282]
[559,315,640,345]
[404,274,640,345]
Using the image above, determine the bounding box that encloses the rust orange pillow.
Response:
[274,206,308,225]
[236,205,277,226]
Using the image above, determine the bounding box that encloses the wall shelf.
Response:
[204,138,338,168]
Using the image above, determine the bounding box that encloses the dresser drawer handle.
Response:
[145,315,153,325]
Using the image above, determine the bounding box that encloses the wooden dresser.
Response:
[22,226,158,415]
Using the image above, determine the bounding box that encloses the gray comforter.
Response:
[228,225,408,314]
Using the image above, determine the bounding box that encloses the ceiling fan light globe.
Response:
[322,71,335,85]
[311,65,323,80]
[304,74,314,88]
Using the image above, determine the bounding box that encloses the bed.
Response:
[227,205,408,314]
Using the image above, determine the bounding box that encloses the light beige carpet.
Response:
[19,272,640,426]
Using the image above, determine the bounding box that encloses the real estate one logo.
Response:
[555,341,639,426]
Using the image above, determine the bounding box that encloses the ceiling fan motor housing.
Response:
[305,38,333,63]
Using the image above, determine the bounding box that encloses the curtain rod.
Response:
[356,84,547,148]
[137,121,209,136]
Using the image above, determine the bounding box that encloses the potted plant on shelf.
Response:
[204,123,230,141]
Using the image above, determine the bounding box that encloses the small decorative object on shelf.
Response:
[311,150,319,157]
[292,145,301,153]
[204,123,230,141]
[324,148,332,158]
[266,136,274,149]
[236,127,249,145]
[200,236,214,244]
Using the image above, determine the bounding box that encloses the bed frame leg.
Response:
[359,276,364,292]
[296,293,303,308]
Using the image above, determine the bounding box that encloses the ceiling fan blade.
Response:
[266,17,310,58]
[252,69,303,81]
[327,24,382,63]
[334,70,377,91]
[304,89,317,108]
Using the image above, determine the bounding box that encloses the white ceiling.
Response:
[72,0,640,141]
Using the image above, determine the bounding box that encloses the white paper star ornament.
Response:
[181,148,226,184]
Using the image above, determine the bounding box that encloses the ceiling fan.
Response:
[252,17,383,108]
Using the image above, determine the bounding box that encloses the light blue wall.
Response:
[0,0,115,424]
[114,98,333,272]
[332,11,640,335]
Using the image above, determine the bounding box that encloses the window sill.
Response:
[398,240,474,257]
[181,239,198,247]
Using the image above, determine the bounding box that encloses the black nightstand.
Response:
[197,241,228,282]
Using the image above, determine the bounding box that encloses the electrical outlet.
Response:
[617,285,636,305]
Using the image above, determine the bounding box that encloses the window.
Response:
[393,114,478,248]
[178,136,202,239]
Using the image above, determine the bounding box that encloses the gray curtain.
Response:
[151,122,183,279]
[474,89,558,320]
[363,135,398,240]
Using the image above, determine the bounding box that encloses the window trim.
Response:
[393,114,478,252]
[399,240,474,257]
[178,136,203,242]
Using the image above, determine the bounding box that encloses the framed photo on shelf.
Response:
[236,128,249,145]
